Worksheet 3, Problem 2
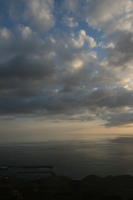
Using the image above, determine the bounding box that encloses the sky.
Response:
[0,0,133,142]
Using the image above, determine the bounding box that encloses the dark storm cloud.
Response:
[0,55,55,80]
[105,113,133,127]
[0,31,57,93]
[0,29,132,125]
[108,32,133,66]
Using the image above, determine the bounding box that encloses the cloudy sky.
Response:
[1,0,133,142]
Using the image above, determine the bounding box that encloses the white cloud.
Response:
[62,0,133,34]
[25,0,55,32]
[85,0,133,33]
[18,25,32,39]
[71,30,97,48]
[63,16,78,28]
[0,28,12,39]
[63,0,79,12]
[71,58,84,69]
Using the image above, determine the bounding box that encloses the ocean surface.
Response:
[0,134,133,179]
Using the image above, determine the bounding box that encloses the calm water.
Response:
[0,135,133,179]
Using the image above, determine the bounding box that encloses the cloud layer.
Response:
[0,0,133,127]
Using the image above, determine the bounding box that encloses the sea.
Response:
[0,134,133,179]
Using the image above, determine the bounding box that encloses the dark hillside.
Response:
[1,175,133,199]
